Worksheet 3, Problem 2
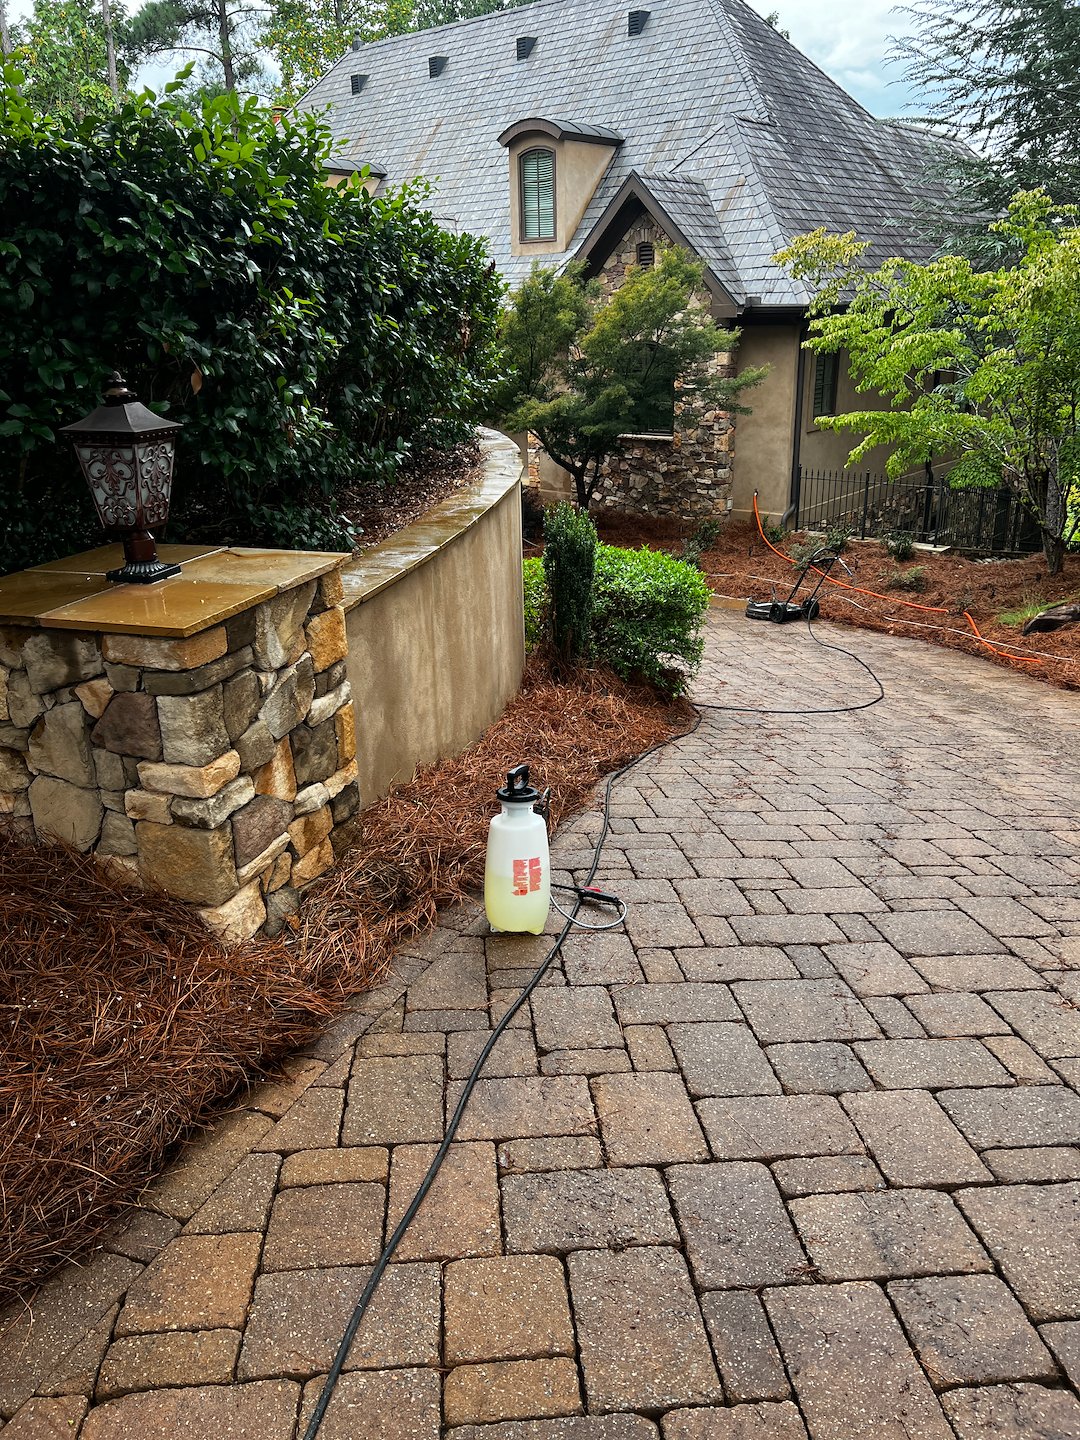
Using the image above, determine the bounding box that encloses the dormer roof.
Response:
[497,118,625,148]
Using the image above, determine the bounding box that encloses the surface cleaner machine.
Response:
[745,546,850,624]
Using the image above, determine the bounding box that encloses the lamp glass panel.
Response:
[78,444,139,528]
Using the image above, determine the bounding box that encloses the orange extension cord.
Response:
[752,494,1044,666]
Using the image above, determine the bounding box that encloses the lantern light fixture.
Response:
[61,372,183,585]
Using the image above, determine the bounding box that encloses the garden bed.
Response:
[597,515,1080,690]
[0,660,689,1303]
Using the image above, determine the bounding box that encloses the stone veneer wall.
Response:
[590,214,737,522]
[0,568,359,942]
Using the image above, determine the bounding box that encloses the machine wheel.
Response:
[769,601,785,624]
[802,598,820,621]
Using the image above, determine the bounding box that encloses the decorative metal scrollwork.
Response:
[136,441,176,526]
[78,445,138,528]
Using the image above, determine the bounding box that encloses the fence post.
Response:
[860,473,871,539]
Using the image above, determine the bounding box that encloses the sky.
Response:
[6,0,924,118]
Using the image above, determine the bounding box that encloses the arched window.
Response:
[519,148,556,241]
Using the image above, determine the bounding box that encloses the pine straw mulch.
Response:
[597,514,1080,692]
[0,659,689,1304]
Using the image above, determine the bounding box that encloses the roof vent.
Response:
[636,240,655,268]
[628,9,651,35]
[350,73,367,95]
[516,35,537,60]
[429,55,449,77]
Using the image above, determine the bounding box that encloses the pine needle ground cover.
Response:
[0,660,688,1302]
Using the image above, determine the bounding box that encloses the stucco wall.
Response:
[508,135,616,257]
[728,324,801,525]
[342,431,525,803]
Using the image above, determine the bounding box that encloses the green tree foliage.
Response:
[0,65,502,568]
[775,192,1080,575]
[896,0,1080,221]
[592,544,709,695]
[127,0,269,98]
[542,500,596,662]
[10,0,130,119]
[493,249,766,512]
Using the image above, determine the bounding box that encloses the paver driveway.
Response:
[1,610,1079,1439]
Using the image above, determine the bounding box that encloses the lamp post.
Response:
[61,372,183,584]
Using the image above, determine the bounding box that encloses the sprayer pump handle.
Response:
[507,764,530,792]
[496,763,542,805]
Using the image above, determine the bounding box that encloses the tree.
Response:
[127,0,269,97]
[896,1,1080,215]
[775,192,1080,575]
[10,0,129,118]
[493,249,766,512]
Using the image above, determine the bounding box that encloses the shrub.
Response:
[680,515,723,569]
[0,69,503,569]
[542,503,596,660]
[523,556,547,650]
[763,517,787,544]
[825,523,853,553]
[592,544,709,694]
[880,564,928,592]
[884,529,916,561]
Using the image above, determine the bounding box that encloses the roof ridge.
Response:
[701,0,771,125]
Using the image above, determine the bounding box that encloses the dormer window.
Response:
[520,148,556,242]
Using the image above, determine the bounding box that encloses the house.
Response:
[302,0,954,525]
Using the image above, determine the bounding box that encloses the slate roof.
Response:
[301,0,956,310]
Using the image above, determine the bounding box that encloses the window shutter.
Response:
[520,150,555,241]
[813,352,839,417]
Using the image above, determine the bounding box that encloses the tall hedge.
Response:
[0,66,503,568]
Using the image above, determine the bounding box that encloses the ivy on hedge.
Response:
[0,66,503,568]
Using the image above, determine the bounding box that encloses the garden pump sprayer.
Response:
[484,764,551,934]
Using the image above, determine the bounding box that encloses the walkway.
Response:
[1,610,1079,1439]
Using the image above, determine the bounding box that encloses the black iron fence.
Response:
[796,465,1041,554]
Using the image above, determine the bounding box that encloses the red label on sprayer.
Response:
[513,858,543,896]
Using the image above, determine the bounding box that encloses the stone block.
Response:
[6,670,43,728]
[732,978,878,1043]
[186,1152,281,1235]
[292,717,339,785]
[345,1054,444,1145]
[227,607,257,651]
[450,1075,595,1142]
[956,1182,1080,1321]
[308,680,349,728]
[75,676,113,718]
[888,1275,1057,1389]
[332,782,360,827]
[124,789,172,823]
[253,581,317,669]
[265,886,300,936]
[791,1189,991,1282]
[842,1090,991,1187]
[172,776,255,830]
[262,1182,384,1271]
[88,692,162,761]
[141,647,252,697]
[502,1167,679,1254]
[772,1155,886,1198]
[103,661,139,692]
[387,1142,501,1261]
[233,795,290,869]
[99,811,137,857]
[497,1136,603,1173]
[4,1397,90,1436]
[289,803,333,857]
[157,687,230,766]
[326,759,358,799]
[765,1281,954,1440]
[0,747,30,791]
[853,1039,1011,1089]
[29,701,95,785]
[23,630,102,692]
[306,606,348,670]
[942,1382,1080,1439]
[592,1072,709,1164]
[293,835,335,886]
[223,670,262,743]
[297,1369,439,1440]
[138,749,241,797]
[79,1380,300,1440]
[28,775,103,850]
[700,1291,791,1403]
[697,1094,863,1162]
[940,1087,1080,1150]
[668,1161,807,1289]
[239,1262,438,1378]
[116,1232,262,1334]
[532,986,622,1051]
[766,1042,873,1094]
[236,832,291,887]
[96,1329,240,1401]
[260,657,316,741]
[669,1023,780,1096]
[236,718,277,772]
[255,738,297,800]
[444,1255,574,1364]
[294,781,330,815]
[102,627,227,672]
[198,881,266,943]
[444,1359,582,1426]
[0,722,30,752]
[92,745,124,790]
[569,1247,721,1411]
[317,569,345,609]
[137,820,239,905]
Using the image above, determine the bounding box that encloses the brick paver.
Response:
[4,612,1080,1436]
